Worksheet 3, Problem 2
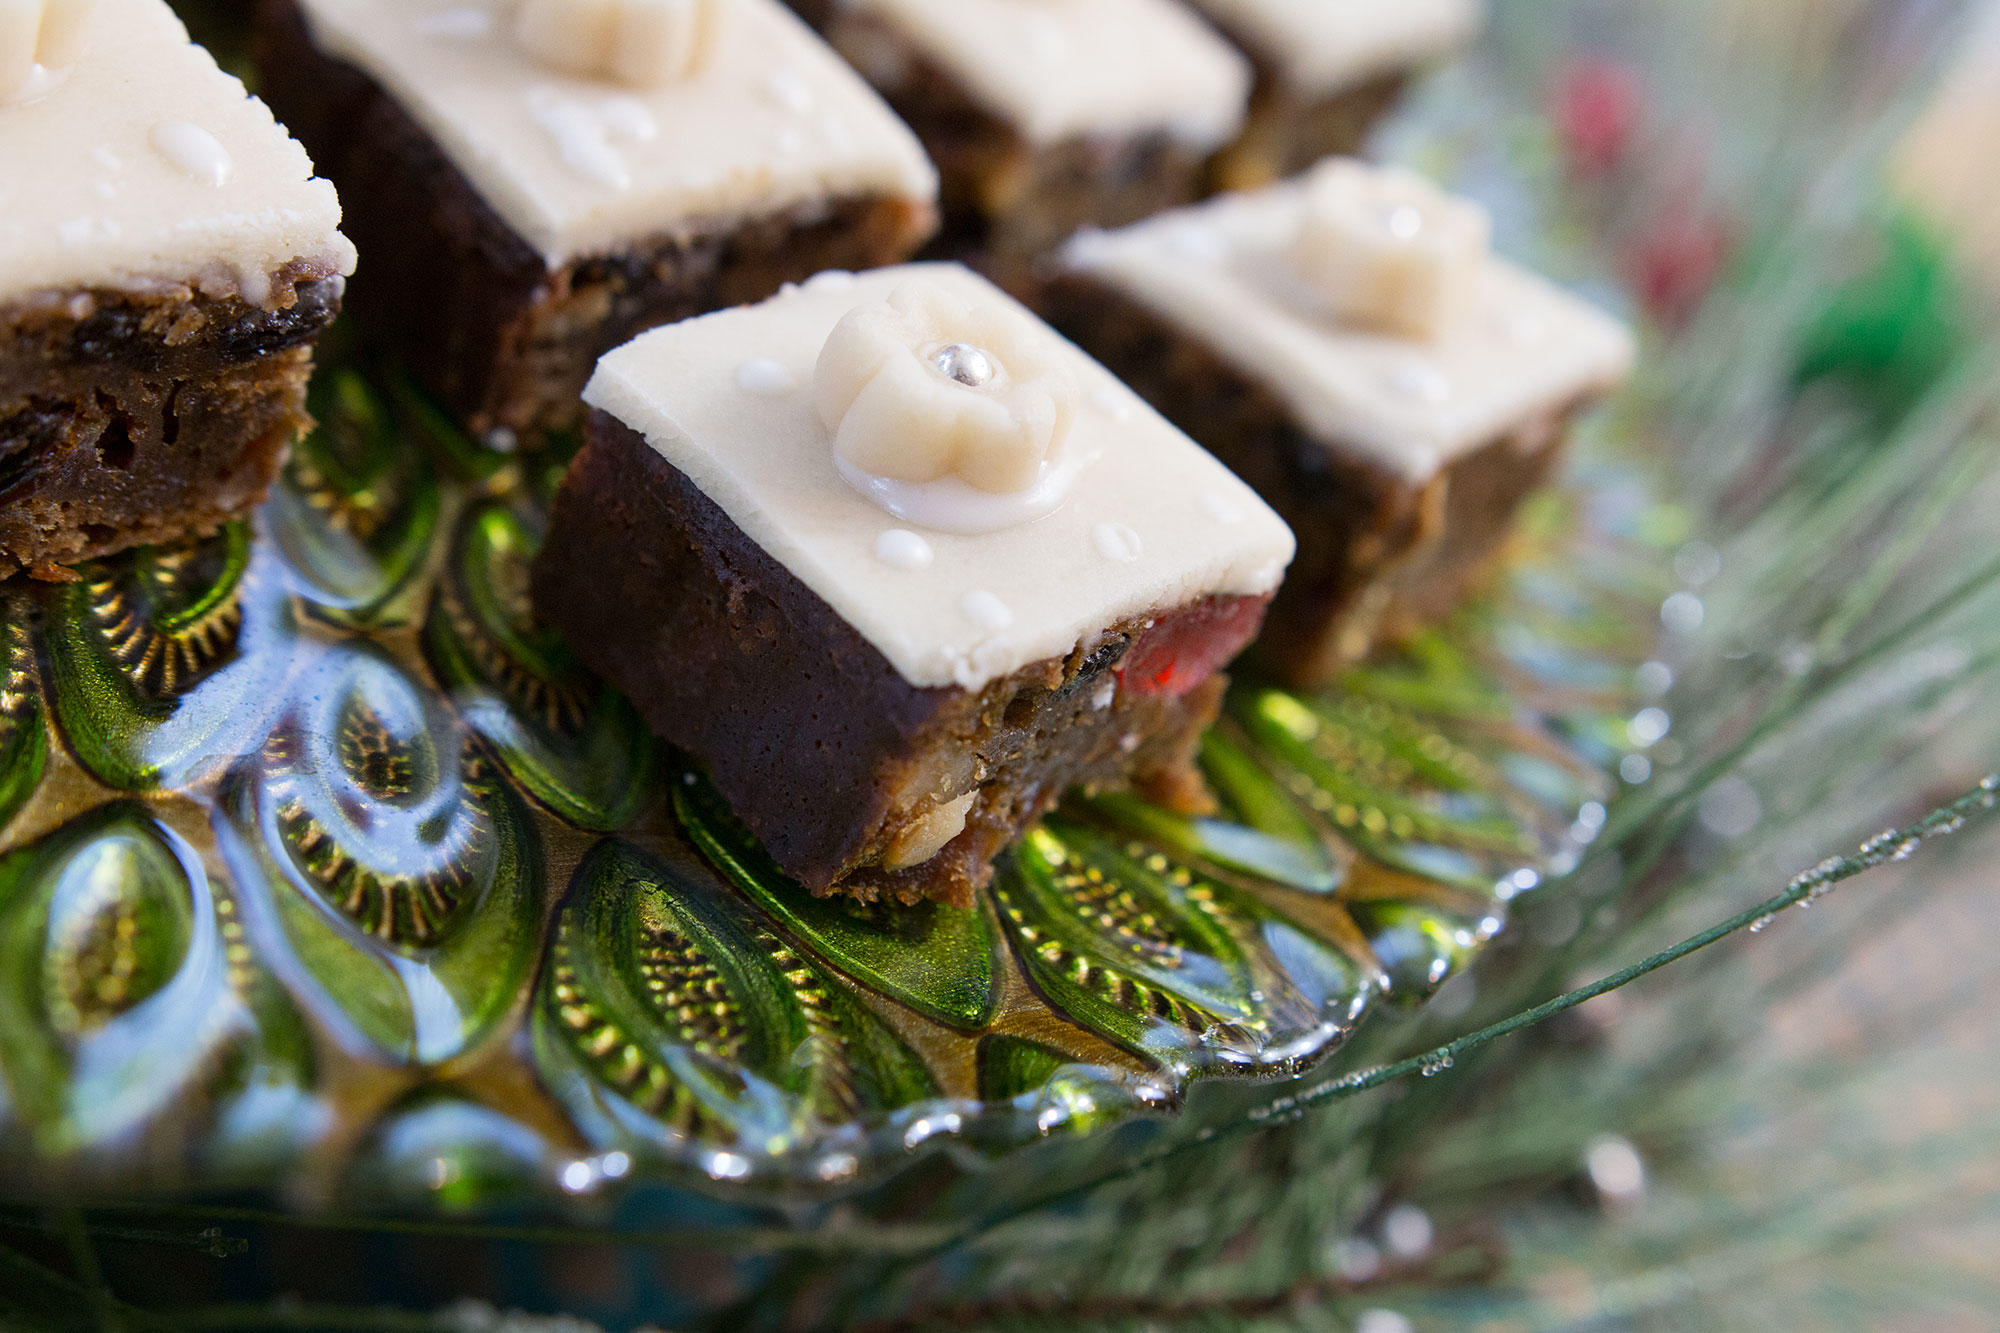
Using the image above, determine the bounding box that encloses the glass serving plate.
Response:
[0,349,1663,1205]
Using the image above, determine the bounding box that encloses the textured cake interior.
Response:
[1039,272,1581,686]
[256,0,938,444]
[0,274,341,576]
[534,416,1267,909]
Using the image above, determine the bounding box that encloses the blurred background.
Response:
[6,0,2000,1328]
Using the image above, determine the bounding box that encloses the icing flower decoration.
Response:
[815,280,1079,495]
[0,0,96,102]
[513,0,713,88]
[1292,159,1492,341]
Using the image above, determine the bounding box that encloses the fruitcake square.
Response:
[0,0,353,576]
[1046,160,1634,686]
[256,0,939,448]
[533,263,1294,907]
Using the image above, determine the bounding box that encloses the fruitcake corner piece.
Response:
[1190,0,1483,192]
[532,263,1295,908]
[1048,158,1634,687]
[0,0,355,577]
[786,0,1251,270]
[256,0,940,449]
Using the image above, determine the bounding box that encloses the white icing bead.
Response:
[874,528,933,570]
[1292,159,1490,341]
[960,589,1014,632]
[1385,359,1452,404]
[513,0,713,88]
[1092,521,1142,563]
[816,278,1080,499]
[525,86,656,189]
[1089,383,1134,423]
[1199,491,1243,524]
[1091,679,1116,710]
[807,270,857,291]
[410,6,491,38]
[735,357,795,396]
[149,119,232,187]
[762,68,814,114]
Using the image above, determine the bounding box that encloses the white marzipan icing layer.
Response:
[1062,177,1636,483]
[585,264,1296,693]
[1189,0,1482,98]
[0,0,353,309]
[842,0,1250,149]
[298,0,937,265]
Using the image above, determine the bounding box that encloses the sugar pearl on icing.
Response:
[1386,359,1452,404]
[1093,522,1143,563]
[735,357,794,396]
[960,590,1013,631]
[150,120,233,187]
[874,528,933,570]
[1200,492,1244,524]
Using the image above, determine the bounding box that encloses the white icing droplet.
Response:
[525,86,656,190]
[1092,522,1143,563]
[807,270,856,291]
[150,120,233,187]
[1200,492,1244,524]
[960,590,1013,632]
[411,6,493,37]
[836,449,1094,535]
[1385,360,1452,404]
[1091,679,1116,710]
[1168,223,1228,264]
[1089,384,1134,423]
[874,529,933,570]
[763,69,814,114]
[735,357,794,397]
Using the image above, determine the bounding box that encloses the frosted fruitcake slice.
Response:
[533,263,1295,908]
[255,0,939,448]
[1046,159,1634,686]
[0,0,354,576]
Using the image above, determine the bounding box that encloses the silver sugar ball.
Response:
[932,342,997,387]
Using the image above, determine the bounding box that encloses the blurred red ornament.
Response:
[1628,209,1731,329]
[1554,57,1642,176]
